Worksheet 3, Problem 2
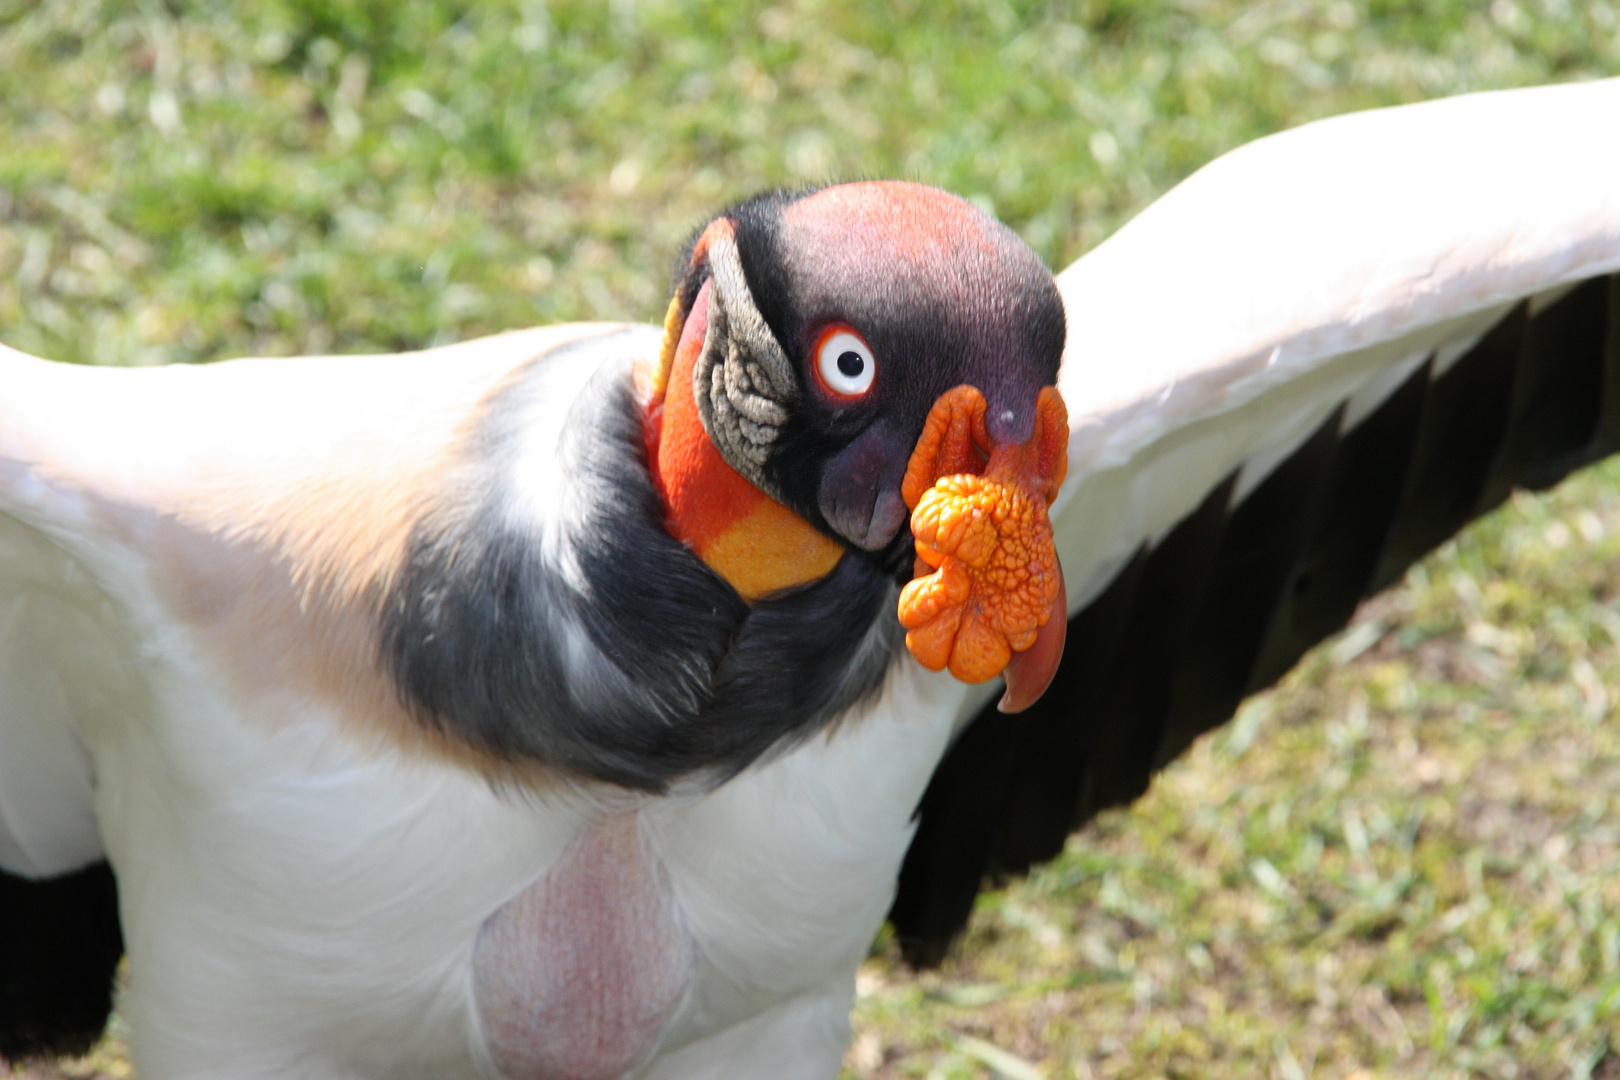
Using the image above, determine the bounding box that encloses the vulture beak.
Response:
[897,383,1069,712]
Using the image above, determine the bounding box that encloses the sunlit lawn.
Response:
[5,1,1620,1078]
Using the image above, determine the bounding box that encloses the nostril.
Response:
[984,400,1034,446]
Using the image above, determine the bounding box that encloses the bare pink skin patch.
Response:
[473,815,696,1080]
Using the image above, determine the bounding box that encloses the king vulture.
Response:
[2,77,1619,1079]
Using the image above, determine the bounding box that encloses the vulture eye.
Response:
[813,326,876,399]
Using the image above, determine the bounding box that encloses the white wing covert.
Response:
[893,77,1620,964]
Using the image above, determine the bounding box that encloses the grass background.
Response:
[5,1,1620,1077]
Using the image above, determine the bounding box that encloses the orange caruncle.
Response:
[897,385,1068,684]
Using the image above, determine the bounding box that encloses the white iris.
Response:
[816,330,875,396]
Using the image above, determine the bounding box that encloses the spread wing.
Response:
[0,325,614,1057]
[891,77,1620,965]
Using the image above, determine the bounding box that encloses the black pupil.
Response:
[836,350,865,379]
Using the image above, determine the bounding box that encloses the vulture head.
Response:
[643,182,1071,711]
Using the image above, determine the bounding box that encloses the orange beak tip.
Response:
[996,562,1067,714]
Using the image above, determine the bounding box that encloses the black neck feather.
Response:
[380,332,902,791]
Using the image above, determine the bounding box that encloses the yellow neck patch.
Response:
[647,280,844,603]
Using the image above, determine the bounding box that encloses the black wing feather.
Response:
[1248,358,1427,693]
[1371,302,1526,590]
[0,861,122,1062]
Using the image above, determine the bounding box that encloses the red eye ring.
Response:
[811,323,876,400]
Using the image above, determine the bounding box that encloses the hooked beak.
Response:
[816,422,914,551]
[895,384,1069,712]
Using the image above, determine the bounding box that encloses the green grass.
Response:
[6,0,1618,365]
[5,1,1620,1078]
